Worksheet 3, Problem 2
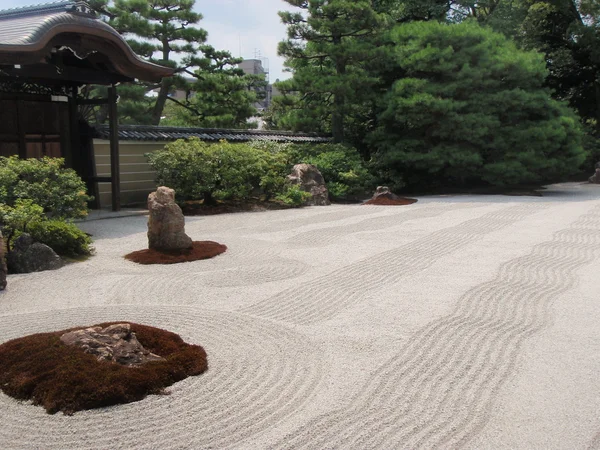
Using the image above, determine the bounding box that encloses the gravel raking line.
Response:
[2,184,599,450]
[272,204,600,450]
[0,306,324,450]
[283,202,474,247]
[241,204,545,325]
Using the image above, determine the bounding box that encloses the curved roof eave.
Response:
[0,3,174,83]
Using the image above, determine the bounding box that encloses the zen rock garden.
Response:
[125,186,227,264]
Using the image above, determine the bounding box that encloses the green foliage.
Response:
[371,20,586,189]
[147,139,288,204]
[275,185,313,206]
[0,199,45,251]
[287,144,376,200]
[277,0,390,142]
[24,221,93,258]
[159,70,263,129]
[147,139,373,204]
[87,0,263,127]
[0,157,91,219]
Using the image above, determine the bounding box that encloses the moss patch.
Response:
[125,241,227,265]
[363,197,418,206]
[0,322,208,415]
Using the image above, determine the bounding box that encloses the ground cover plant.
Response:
[124,241,227,264]
[0,322,207,415]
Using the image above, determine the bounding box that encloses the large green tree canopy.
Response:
[275,0,389,143]
[371,20,586,190]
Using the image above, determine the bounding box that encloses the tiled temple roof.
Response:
[92,125,331,143]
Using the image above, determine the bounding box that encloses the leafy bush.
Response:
[25,220,92,257]
[147,139,289,204]
[287,143,375,201]
[275,185,313,206]
[147,139,373,205]
[0,156,92,219]
[0,199,45,251]
[371,21,586,190]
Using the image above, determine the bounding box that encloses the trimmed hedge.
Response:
[148,140,373,205]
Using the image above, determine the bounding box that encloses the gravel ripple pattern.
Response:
[242,204,544,325]
[271,204,600,449]
[1,183,600,449]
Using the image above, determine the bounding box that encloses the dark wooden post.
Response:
[15,99,27,158]
[108,85,120,211]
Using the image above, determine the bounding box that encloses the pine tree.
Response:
[277,0,389,143]
[371,20,586,190]
[88,0,263,126]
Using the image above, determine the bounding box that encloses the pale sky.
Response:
[0,0,296,81]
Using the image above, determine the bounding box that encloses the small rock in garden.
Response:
[0,230,7,290]
[589,162,600,184]
[6,233,63,274]
[287,163,331,206]
[371,186,402,201]
[147,186,193,251]
[60,323,164,366]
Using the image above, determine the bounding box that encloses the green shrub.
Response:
[147,139,373,205]
[147,139,290,204]
[25,220,92,257]
[0,199,45,251]
[287,144,375,201]
[275,185,313,206]
[0,156,92,219]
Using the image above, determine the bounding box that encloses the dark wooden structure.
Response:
[0,1,173,210]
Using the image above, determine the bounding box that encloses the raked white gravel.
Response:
[1,182,600,449]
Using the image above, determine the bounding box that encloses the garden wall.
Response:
[93,140,166,208]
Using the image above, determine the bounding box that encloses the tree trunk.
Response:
[332,93,345,144]
[332,33,346,144]
[151,78,171,126]
[151,38,171,126]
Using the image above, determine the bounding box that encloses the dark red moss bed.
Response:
[0,322,207,415]
[363,197,418,206]
[125,241,227,265]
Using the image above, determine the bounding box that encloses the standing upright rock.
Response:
[287,164,331,206]
[0,230,7,290]
[147,187,193,251]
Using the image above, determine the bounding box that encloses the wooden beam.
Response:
[15,99,26,158]
[108,85,120,212]
[1,64,131,85]
[76,98,109,106]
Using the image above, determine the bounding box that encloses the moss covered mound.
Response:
[0,322,208,415]
[125,241,227,265]
[363,197,418,206]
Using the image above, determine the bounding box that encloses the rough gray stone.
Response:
[6,233,63,274]
[371,186,402,201]
[60,323,164,366]
[147,186,193,251]
[287,164,331,206]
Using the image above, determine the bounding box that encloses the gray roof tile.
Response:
[92,125,330,143]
